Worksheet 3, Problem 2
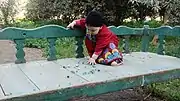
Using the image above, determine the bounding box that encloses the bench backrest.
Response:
[0,25,180,64]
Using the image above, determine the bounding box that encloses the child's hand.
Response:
[67,21,76,29]
[88,58,96,65]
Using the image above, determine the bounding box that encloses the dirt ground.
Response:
[71,88,165,101]
[0,40,165,101]
[0,40,45,64]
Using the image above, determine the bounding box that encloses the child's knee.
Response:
[109,42,116,49]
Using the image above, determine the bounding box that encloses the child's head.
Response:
[85,10,104,35]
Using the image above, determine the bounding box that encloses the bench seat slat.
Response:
[95,52,180,79]
[55,58,116,82]
[18,61,88,91]
[0,85,4,98]
[0,64,39,97]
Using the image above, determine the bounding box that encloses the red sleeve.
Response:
[94,28,112,56]
[74,18,86,29]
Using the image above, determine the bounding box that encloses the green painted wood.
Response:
[1,68,180,101]
[172,26,180,36]
[0,76,142,101]
[122,36,130,53]
[108,26,143,35]
[150,26,172,36]
[2,25,180,64]
[47,38,57,61]
[14,39,26,64]
[150,26,180,36]
[75,37,84,58]
[144,69,180,85]
[0,63,39,96]
[141,25,150,52]
[157,35,165,55]
[1,25,180,39]
[0,25,84,39]
[0,25,145,40]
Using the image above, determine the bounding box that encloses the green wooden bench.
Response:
[0,25,180,101]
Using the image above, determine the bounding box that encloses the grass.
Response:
[24,37,89,59]
[147,79,180,101]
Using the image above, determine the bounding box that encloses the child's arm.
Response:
[67,18,86,29]
[92,32,111,60]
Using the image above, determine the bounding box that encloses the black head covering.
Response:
[85,10,104,27]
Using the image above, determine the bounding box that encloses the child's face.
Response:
[86,25,101,35]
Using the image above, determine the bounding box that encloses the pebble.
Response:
[63,66,66,69]
[67,65,70,68]
[83,72,87,75]
[71,71,75,74]
[75,64,79,67]
[90,70,95,74]
[92,65,96,68]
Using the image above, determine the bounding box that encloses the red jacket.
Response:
[75,18,119,57]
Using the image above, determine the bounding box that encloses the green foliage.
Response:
[165,37,180,58]
[34,20,67,27]
[130,0,180,25]
[0,0,17,25]
[147,79,180,101]
[25,39,48,49]
[12,19,66,28]
[25,0,180,26]
[25,0,156,26]
[42,38,76,59]
[12,19,36,28]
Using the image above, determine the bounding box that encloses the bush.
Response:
[122,19,163,28]
[25,39,48,49]
[12,19,66,28]
[12,19,36,28]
